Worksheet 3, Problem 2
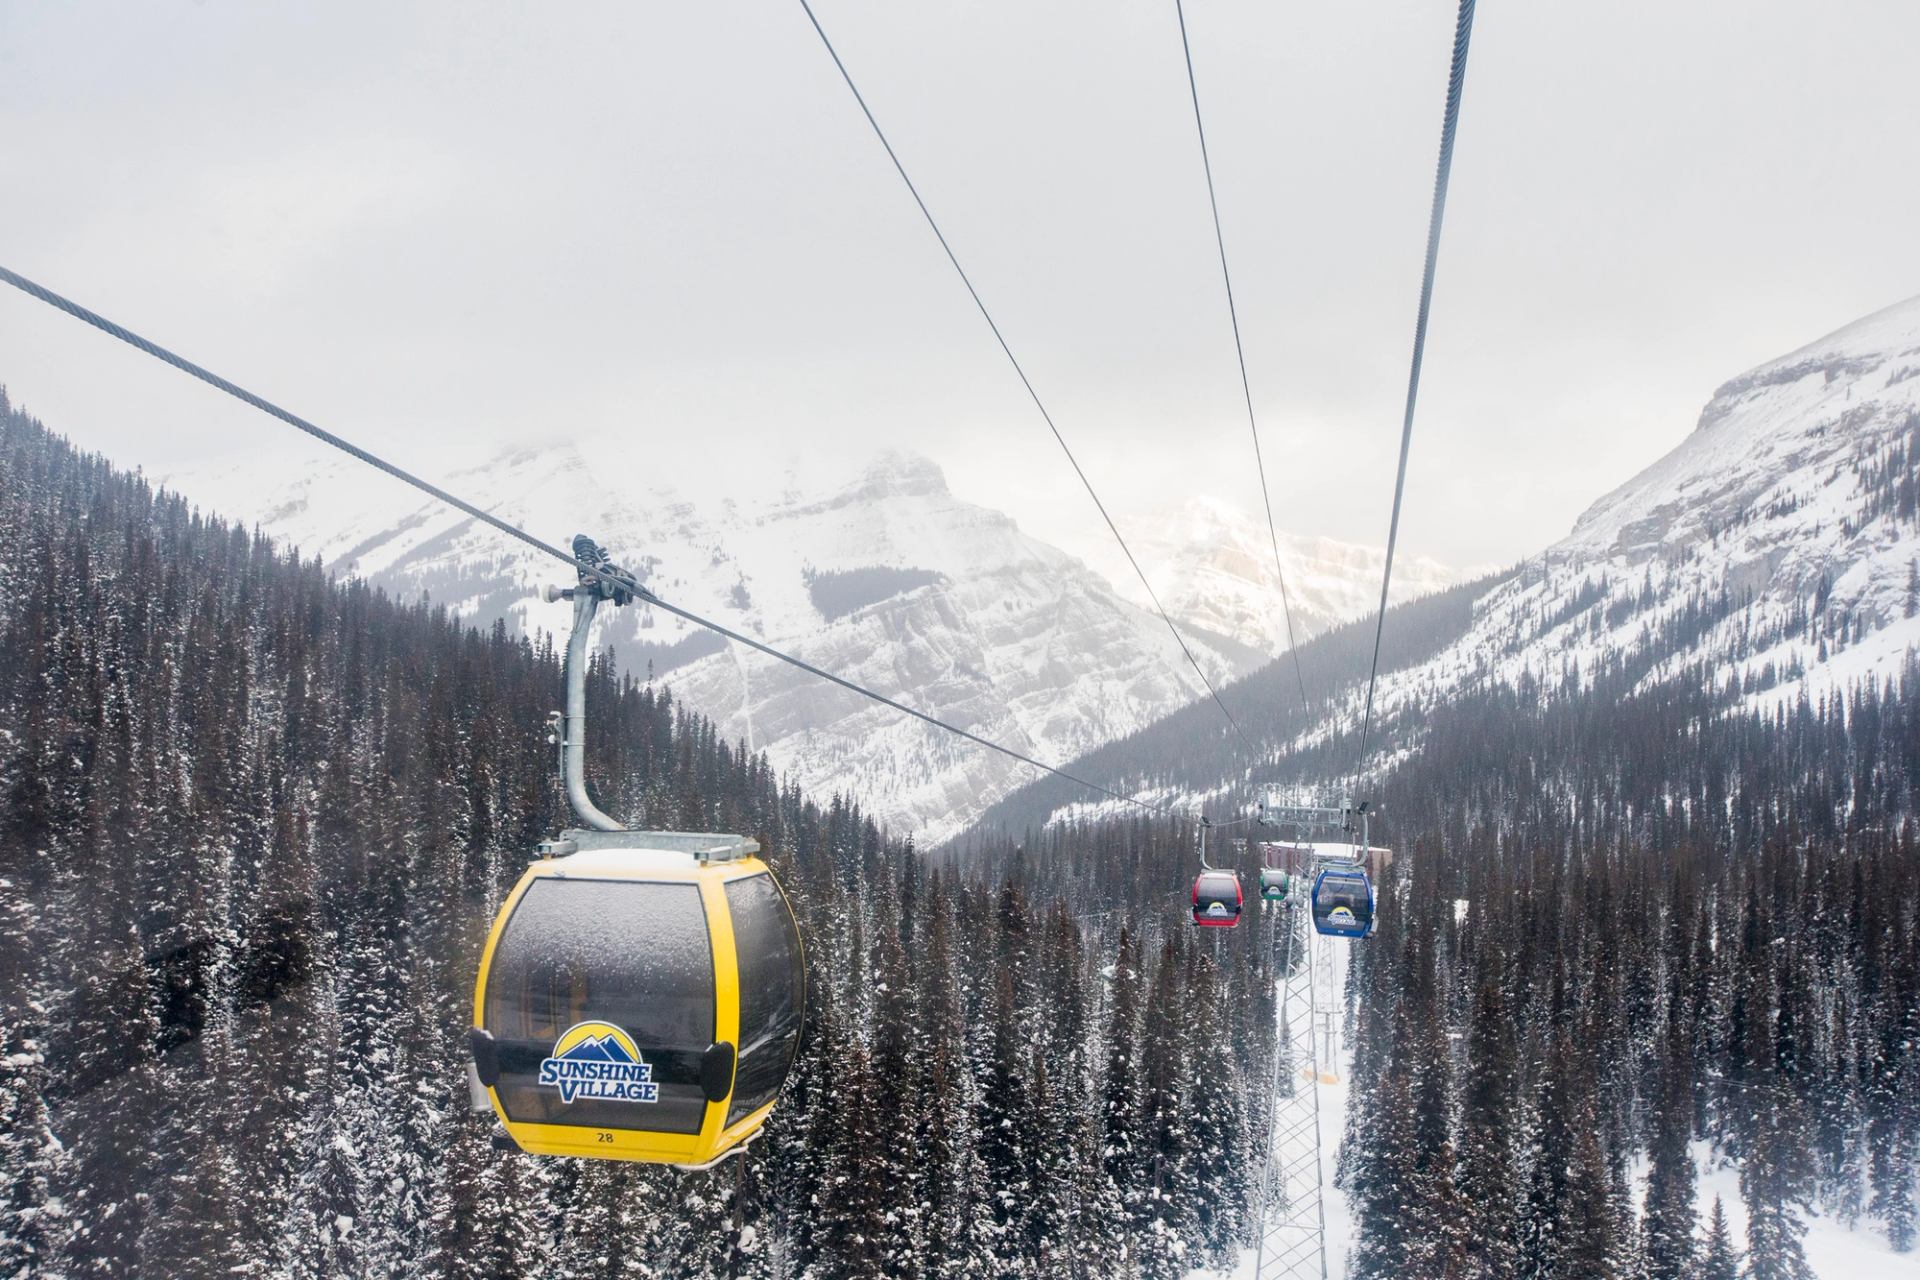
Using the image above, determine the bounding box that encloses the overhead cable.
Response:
[1355,0,1478,771]
[0,263,1175,818]
[794,0,1258,759]
[1171,0,1310,710]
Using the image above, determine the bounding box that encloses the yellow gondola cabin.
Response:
[470,830,805,1168]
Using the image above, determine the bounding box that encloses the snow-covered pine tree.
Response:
[1700,1194,1742,1280]
[976,886,1040,1274]
[1555,1066,1619,1280]
[1457,955,1519,1280]
[420,1120,543,1280]
[911,875,978,1278]
[0,882,70,1278]
[1099,923,1147,1273]
[1180,943,1243,1256]
[1741,1081,1817,1280]
[868,924,923,1276]
[1870,1109,1917,1254]
[1135,937,1194,1280]
[1403,916,1467,1279]
[1348,964,1423,1280]
[1517,1019,1577,1280]
[1642,1021,1698,1280]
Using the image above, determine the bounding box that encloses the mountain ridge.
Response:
[968,292,1920,835]
[167,445,1463,840]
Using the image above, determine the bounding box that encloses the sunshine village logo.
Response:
[539,1021,659,1104]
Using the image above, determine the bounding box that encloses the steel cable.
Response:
[1171,0,1311,711]
[1355,0,1478,773]
[795,0,1259,760]
[0,263,1175,817]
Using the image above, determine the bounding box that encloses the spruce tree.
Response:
[1700,1195,1743,1280]
[1405,923,1466,1279]
[914,882,975,1278]
[0,989,69,1277]
[1873,1122,1917,1254]
[1741,1084,1817,1280]
[1101,925,1147,1256]
[1458,960,1519,1280]
[869,928,922,1274]
[1518,1027,1578,1280]
[1642,1028,1698,1280]
[1349,1001,1422,1279]
[1180,951,1243,1254]
[1557,1095,1618,1280]
[1136,939,1193,1279]
[1868,996,1919,1253]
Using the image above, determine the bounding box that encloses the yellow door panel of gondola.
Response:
[470,832,805,1167]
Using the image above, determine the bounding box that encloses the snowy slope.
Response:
[1347,294,1920,756]
[1132,495,1467,656]
[1188,944,1920,1280]
[1187,939,1357,1280]
[168,448,1276,841]
[1685,1152,1920,1278]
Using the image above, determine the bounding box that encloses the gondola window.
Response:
[724,874,805,1125]
[484,878,714,1134]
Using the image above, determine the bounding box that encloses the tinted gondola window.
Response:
[485,879,714,1134]
[1319,883,1360,913]
[724,874,804,1126]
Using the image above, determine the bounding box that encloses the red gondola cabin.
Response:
[1191,870,1243,928]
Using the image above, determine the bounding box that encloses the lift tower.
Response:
[1249,798,1372,1280]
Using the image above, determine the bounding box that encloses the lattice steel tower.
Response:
[1249,799,1371,1280]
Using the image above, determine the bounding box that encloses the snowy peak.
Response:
[167,444,1259,841]
[1704,292,1920,424]
[832,451,951,503]
[1561,295,1920,608]
[1133,494,1468,656]
[1350,294,1920,754]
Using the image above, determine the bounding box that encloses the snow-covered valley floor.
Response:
[1190,942,1356,1280]
[1693,1155,1920,1279]
[1192,942,1919,1279]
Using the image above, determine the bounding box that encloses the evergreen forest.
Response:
[2,392,1917,1279]
[0,399,1278,1278]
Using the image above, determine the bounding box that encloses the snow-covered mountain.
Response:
[1358,294,1920,747]
[171,448,1285,841]
[1133,495,1467,655]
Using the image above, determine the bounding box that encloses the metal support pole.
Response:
[560,585,625,832]
[1252,796,1359,1280]
[1252,885,1329,1280]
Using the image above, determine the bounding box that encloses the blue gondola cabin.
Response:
[1311,864,1376,938]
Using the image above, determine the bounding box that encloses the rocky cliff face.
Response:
[171,449,1262,840]
[1359,294,1920,737]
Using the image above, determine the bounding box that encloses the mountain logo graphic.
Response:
[538,1021,658,1104]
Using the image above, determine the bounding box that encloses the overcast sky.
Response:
[3,0,1918,579]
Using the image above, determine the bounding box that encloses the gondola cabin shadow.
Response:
[470,831,804,1168]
